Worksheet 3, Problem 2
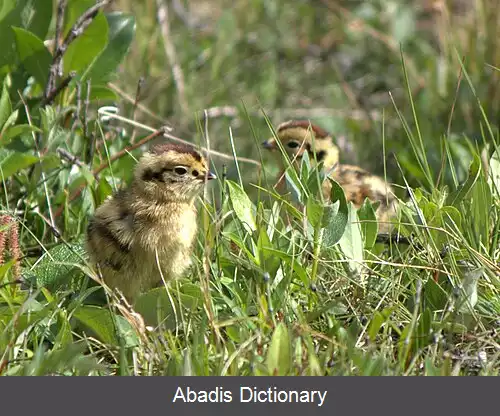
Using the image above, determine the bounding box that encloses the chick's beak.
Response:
[262,138,275,150]
[205,171,217,180]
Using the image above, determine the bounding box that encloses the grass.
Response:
[0,0,499,375]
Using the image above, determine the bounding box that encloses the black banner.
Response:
[1,377,497,416]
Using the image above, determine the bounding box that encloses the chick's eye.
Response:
[287,141,300,149]
[174,166,188,175]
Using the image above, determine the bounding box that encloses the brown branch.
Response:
[43,0,113,108]
[57,148,87,170]
[40,71,76,107]
[44,0,67,98]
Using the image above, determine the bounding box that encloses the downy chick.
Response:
[86,143,216,301]
[262,120,398,232]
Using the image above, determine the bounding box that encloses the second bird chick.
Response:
[262,120,398,232]
[86,143,216,301]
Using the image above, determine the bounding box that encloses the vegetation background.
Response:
[0,0,498,375]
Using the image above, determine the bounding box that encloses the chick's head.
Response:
[262,120,340,171]
[134,143,216,202]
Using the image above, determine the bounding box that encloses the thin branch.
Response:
[57,148,88,170]
[44,0,113,108]
[156,0,190,119]
[40,71,76,107]
[130,76,145,143]
[98,109,261,166]
[44,0,67,98]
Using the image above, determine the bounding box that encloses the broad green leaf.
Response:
[0,80,12,130]
[0,0,53,68]
[63,4,109,75]
[88,85,119,102]
[12,26,52,87]
[306,197,323,228]
[488,149,500,194]
[263,248,309,286]
[0,149,39,178]
[134,285,200,328]
[28,242,87,289]
[358,198,378,249]
[323,179,348,246]
[470,175,491,248]
[339,203,364,274]
[73,305,139,348]
[457,263,483,313]
[227,180,257,232]
[97,175,113,205]
[86,12,136,83]
[446,154,481,207]
[0,109,19,136]
[368,311,385,342]
[266,323,290,375]
[21,0,53,41]
[284,169,304,204]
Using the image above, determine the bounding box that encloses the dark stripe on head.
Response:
[142,168,166,182]
[277,120,330,139]
[151,142,203,161]
[316,150,326,161]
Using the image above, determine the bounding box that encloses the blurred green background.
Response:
[109,0,499,192]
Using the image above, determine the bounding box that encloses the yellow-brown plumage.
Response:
[86,143,216,301]
[262,120,398,232]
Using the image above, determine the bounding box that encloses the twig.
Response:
[40,71,76,107]
[57,148,88,170]
[130,77,145,143]
[44,0,67,98]
[155,0,190,119]
[44,0,113,108]
[98,109,261,166]
[107,82,168,123]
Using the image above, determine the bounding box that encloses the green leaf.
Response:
[358,198,378,249]
[28,242,87,289]
[368,311,385,342]
[0,0,53,68]
[339,203,364,273]
[0,0,24,68]
[134,285,200,328]
[306,197,323,228]
[457,263,483,313]
[22,0,53,41]
[88,85,119,102]
[0,149,39,178]
[86,12,136,83]
[446,154,481,207]
[323,179,348,246]
[0,80,13,130]
[488,149,500,193]
[73,305,139,348]
[0,109,19,136]
[12,26,52,87]
[63,3,109,75]
[266,323,290,375]
[227,180,257,232]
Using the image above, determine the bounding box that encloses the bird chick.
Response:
[262,120,398,232]
[86,143,216,301]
